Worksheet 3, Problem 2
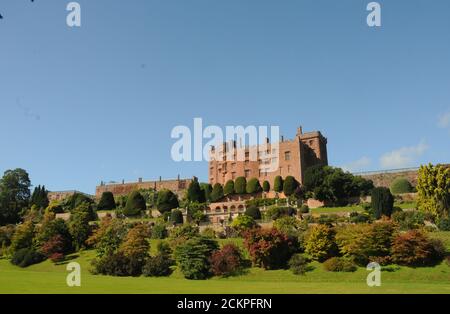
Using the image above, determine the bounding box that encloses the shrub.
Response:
[210,244,246,277]
[200,183,213,202]
[91,251,143,277]
[124,191,146,217]
[438,218,450,231]
[265,206,296,220]
[246,178,262,194]
[390,178,413,195]
[305,225,337,262]
[170,209,184,225]
[273,176,283,193]
[156,189,179,214]
[288,254,311,275]
[371,187,394,219]
[244,205,261,220]
[224,180,235,196]
[299,205,309,214]
[283,176,299,196]
[392,210,426,230]
[97,192,116,211]
[335,222,396,266]
[234,177,247,194]
[41,235,67,262]
[35,218,73,254]
[323,257,357,272]
[174,237,219,280]
[349,212,372,224]
[391,230,445,266]
[142,254,174,277]
[89,218,128,258]
[244,228,295,269]
[200,227,216,239]
[273,216,302,238]
[151,222,168,239]
[10,221,35,253]
[230,215,257,233]
[262,181,270,192]
[210,183,224,202]
[11,247,45,268]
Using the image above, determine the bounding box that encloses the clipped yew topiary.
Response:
[283,176,299,196]
[371,187,394,219]
[224,180,235,196]
[246,178,262,194]
[156,189,179,214]
[262,180,270,192]
[390,178,413,195]
[245,205,261,220]
[124,191,146,217]
[97,191,116,211]
[170,209,184,225]
[274,176,283,193]
[234,177,247,194]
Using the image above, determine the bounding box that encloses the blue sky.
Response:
[1,0,449,194]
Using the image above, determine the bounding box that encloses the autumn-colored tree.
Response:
[305,224,338,262]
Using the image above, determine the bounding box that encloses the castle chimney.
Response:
[138,177,142,183]
[281,135,284,142]
[296,126,303,136]
[177,174,180,181]
[265,137,269,144]
[122,179,125,184]
[159,176,162,182]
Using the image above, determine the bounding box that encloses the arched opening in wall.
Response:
[238,205,244,212]
[215,206,222,213]
[230,205,236,212]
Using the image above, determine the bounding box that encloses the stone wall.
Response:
[95,178,192,199]
[358,169,419,188]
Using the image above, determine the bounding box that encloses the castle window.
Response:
[244,169,251,178]
[285,151,291,161]
[231,172,236,179]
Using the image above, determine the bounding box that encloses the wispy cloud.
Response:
[438,111,450,129]
[379,140,428,169]
[341,156,371,173]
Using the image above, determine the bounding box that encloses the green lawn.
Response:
[1,233,450,294]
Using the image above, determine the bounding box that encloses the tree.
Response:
[246,178,262,194]
[305,224,337,262]
[210,183,224,202]
[244,228,295,269]
[234,177,247,194]
[200,183,212,202]
[97,191,116,211]
[10,220,35,253]
[64,192,94,212]
[35,218,73,254]
[124,191,146,217]
[371,187,394,219]
[174,237,219,280]
[416,164,450,219]
[224,180,235,196]
[283,176,298,196]
[230,214,256,233]
[88,217,128,258]
[0,168,31,225]
[68,203,92,250]
[170,209,184,225]
[156,189,179,214]
[30,185,49,210]
[262,181,270,192]
[274,176,283,193]
[210,244,246,277]
[119,224,150,262]
[273,216,302,238]
[390,178,413,195]
[187,177,205,203]
[244,205,261,220]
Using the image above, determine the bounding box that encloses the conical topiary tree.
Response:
[283,176,298,196]
[262,180,270,192]
[274,176,283,193]
[187,177,205,203]
[235,177,247,194]
[156,189,179,214]
[246,178,262,194]
[124,191,146,217]
[97,191,116,211]
[210,183,224,202]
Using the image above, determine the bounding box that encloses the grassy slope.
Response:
[1,233,450,294]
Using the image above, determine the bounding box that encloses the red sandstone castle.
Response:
[208,126,328,187]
